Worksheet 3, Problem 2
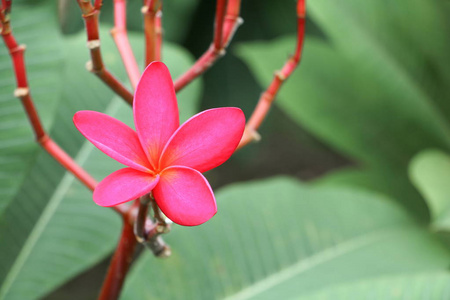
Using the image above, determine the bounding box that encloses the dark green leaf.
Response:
[0,27,201,300]
[0,4,64,215]
[122,177,450,299]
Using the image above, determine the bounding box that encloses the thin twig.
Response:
[111,0,141,89]
[173,0,242,92]
[213,0,228,50]
[150,194,166,225]
[142,0,161,66]
[0,6,127,216]
[155,8,162,61]
[237,0,306,149]
[76,0,134,105]
[134,194,151,242]
[98,215,137,300]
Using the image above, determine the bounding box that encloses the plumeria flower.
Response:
[73,62,245,226]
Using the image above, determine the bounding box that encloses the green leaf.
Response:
[295,272,450,300]
[0,27,201,300]
[121,177,450,300]
[409,150,450,231]
[0,4,64,215]
[235,0,450,218]
[237,36,449,217]
[237,33,450,169]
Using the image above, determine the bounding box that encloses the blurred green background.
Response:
[1,0,450,299]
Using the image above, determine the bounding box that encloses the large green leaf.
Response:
[236,0,450,216]
[121,177,450,300]
[0,27,201,300]
[235,0,450,217]
[409,150,450,231]
[295,272,450,300]
[237,36,449,216]
[0,3,64,214]
[237,32,450,168]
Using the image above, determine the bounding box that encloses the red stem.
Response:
[237,0,306,149]
[173,0,242,92]
[111,0,141,89]
[143,0,161,66]
[2,6,164,300]
[213,0,228,50]
[76,0,134,105]
[155,9,162,61]
[98,213,138,300]
[0,7,127,216]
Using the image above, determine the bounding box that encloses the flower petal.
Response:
[153,166,217,226]
[94,168,159,207]
[159,107,245,173]
[134,62,179,168]
[74,111,151,172]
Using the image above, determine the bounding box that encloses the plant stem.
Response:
[0,6,127,216]
[98,214,138,300]
[173,0,242,92]
[143,0,162,66]
[76,0,134,105]
[155,9,162,61]
[134,195,150,242]
[111,0,141,89]
[237,0,306,149]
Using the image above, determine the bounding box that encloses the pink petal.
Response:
[159,108,245,173]
[153,166,217,226]
[73,111,152,173]
[134,62,179,169]
[94,168,159,206]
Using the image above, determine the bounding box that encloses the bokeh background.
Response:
[1,0,450,299]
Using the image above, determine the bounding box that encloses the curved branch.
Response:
[76,0,134,105]
[111,0,141,89]
[173,0,242,92]
[237,0,306,149]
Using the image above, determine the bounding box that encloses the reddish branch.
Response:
[111,0,141,89]
[237,0,306,149]
[0,8,128,215]
[173,0,242,92]
[98,212,137,300]
[143,0,162,66]
[76,0,134,105]
[3,0,306,298]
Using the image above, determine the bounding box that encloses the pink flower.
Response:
[73,62,245,226]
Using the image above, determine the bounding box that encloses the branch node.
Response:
[275,71,287,81]
[135,235,145,243]
[251,129,261,142]
[85,60,94,72]
[217,48,226,56]
[86,39,101,49]
[14,87,29,98]
[141,6,148,14]
[82,9,99,19]
[37,134,50,145]
[9,44,25,55]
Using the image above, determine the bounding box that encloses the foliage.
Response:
[1,0,450,299]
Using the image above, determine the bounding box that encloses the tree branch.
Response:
[0,5,127,216]
[111,0,141,89]
[237,0,306,149]
[173,0,242,92]
[142,0,162,66]
[76,0,134,105]
[98,213,137,300]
